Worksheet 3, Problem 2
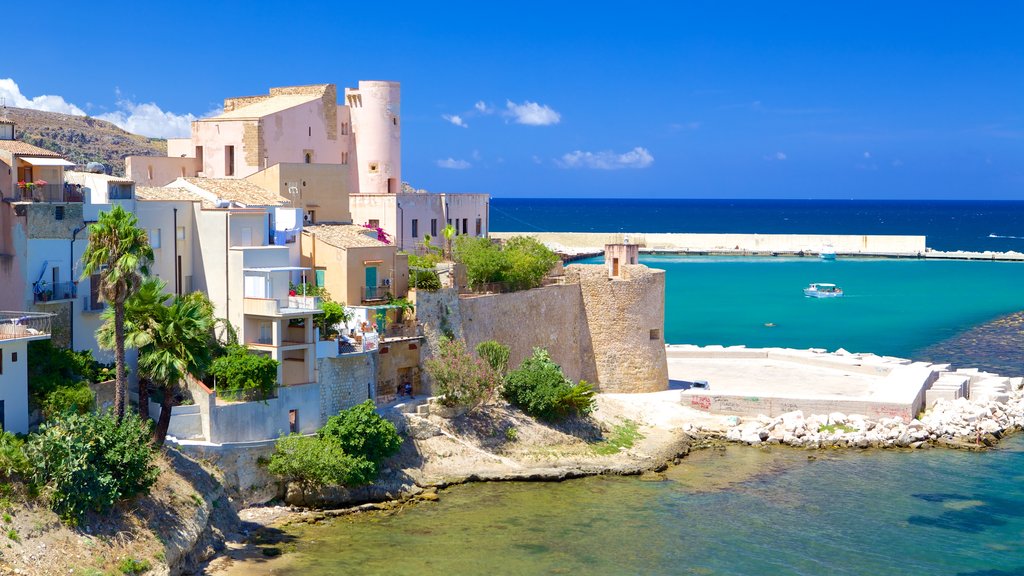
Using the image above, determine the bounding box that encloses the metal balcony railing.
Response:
[362,285,389,302]
[32,281,76,303]
[0,311,53,340]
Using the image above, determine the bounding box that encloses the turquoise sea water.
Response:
[228,257,1024,575]
[614,256,1024,365]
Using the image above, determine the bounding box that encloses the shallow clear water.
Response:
[620,256,1024,363]
[246,438,1024,576]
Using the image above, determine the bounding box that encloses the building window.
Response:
[341,122,349,135]
[368,219,379,228]
[368,162,379,173]
[147,165,153,180]
[462,218,468,235]
[341,152,349,165]
[225,145,235,176]
[305,153,312,164]
[650,329,661,341]
[431,218,437,236]
[55,206,64,221]
[411,219,418,238]
[10,352,15,363]
[476,218,482,236]
[308,210,316,224]
[308,126,312,137]
[177,226,185,240]
[289,410,298,433]
[392,117,398,126]
[150,228,161,249]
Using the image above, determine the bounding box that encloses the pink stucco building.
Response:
[126,81,489,251]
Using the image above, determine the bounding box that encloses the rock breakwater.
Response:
[708,378,1024,450]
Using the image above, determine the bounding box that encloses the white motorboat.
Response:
[804,283,843,298]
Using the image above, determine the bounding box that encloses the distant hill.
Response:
[3,107,167,176]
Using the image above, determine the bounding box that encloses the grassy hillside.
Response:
[4,107,167,176]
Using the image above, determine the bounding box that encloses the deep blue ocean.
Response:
[490,198,1024,252]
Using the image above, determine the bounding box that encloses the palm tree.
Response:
[442,224,456,261]
[143,292,215,446]
[97,277,166,420]
[81,205,154,422]
[104,279,215,445]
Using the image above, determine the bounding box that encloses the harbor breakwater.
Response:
[492,231,1024,261]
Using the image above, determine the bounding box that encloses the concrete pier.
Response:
[492,231,1024,261]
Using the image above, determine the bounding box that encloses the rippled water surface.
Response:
[237,439,1024,575]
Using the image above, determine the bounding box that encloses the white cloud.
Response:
[442,114,468,128]
[437,157,471,170]
[0,78,85,115]
[96,97,200,139]
[863,151,872,159]
[558,147,654,170]
[775,152,788,161]
[505,100,561,126]
[474,101,493,114]
[0,78,202,138]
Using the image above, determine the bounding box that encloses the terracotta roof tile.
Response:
[304,224,389,249]
[136,186,215,208]
[181,178,286,207]
[0,140,63,157]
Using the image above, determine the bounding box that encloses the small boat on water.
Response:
[819,245,836,260]
[804,283,843,298]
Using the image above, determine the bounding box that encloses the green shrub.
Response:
[0,433,29,479]
[27,411,159,525]
[289,281,330,300]
[41,383,96,420]
[408,252,441,268]
[27,341,112,419]
[209,344,279,401]
[476,340,510,375]
[424,338,501,409]
[410,268,442,291]
[266,434,374,489]
[319,400,402,470]
[453,235,559,291]
[117,557,151,575]
[317,301,350,338]
[268,401,400,489]
[502,348,596,421]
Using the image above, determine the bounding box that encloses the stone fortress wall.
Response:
[413,252,668,394]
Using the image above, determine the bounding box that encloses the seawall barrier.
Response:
[491,232,927,256]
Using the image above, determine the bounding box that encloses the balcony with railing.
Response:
[0,311,53,341]
[32,282,76,304]
[243,295,322,317]
[19,183,83,203]
[361,284,390,302]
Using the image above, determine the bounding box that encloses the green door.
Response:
[315,269,325,288]
[365,266,377,299]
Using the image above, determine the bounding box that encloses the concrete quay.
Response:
[666,344,1024,449]
[493,231,1024,261]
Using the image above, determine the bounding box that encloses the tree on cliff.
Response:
[81,204,153,422]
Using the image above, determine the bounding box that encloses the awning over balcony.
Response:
[20,157,75,166]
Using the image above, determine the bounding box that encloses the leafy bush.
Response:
[424,338,501,409]
[41,383,95,420]
[117,557,152,575]
[408,252,441,269]
[266,435,373,490]
[267,401,400,489]
[502,236,560,291]
[0,433,30,479]
[209,344,279,401]
[27,341,112,418]
[502,348,596,421]
[410,268,442,291]
[453,235,559,291]
[289,281,330,300]
[476,340,510,375]
[27,411,159,525]
[319,400,402,472]
[317,301,350,339]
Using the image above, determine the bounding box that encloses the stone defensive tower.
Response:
[346,81,401,195]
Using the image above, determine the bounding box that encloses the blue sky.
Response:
[4,1,1023,199]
